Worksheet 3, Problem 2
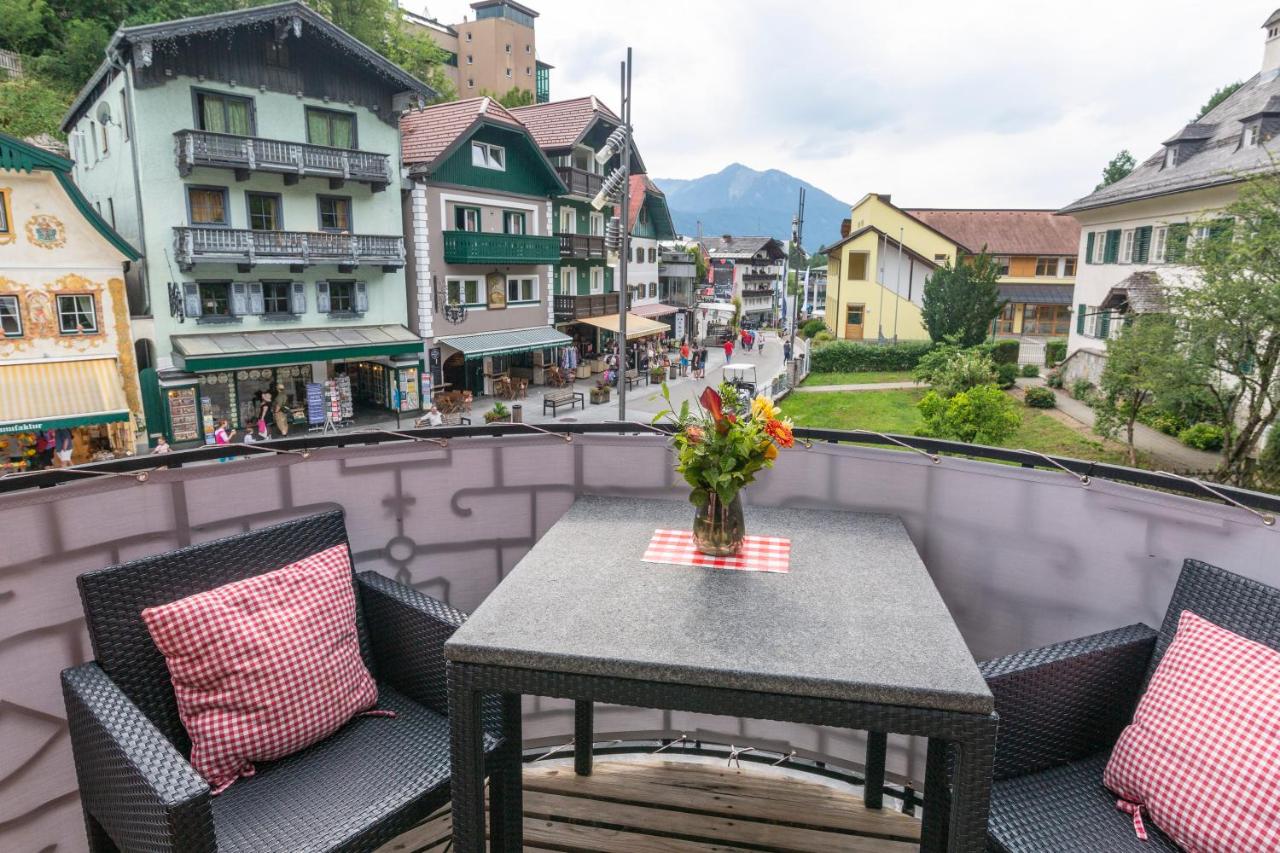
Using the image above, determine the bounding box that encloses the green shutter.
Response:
[1166,223,1190,263]
[1077,303,1086,334]
[1099,309,1111,338]
[1134,225,1152,264]
[1103,229,1121,263]
[1209,217,1234,241]
[1085,232,1095,264]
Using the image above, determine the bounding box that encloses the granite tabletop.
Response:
[446,496,994,715]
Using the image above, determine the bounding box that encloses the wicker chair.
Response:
[979,559,1280,852]
[60,509,519,852]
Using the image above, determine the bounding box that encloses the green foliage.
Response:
[987,338,1020,365]
[0,0,55,55]
[1044,339,1067,366]
[917,384,1020,445]
[686,244,708,281]
[1257,425,1280,490]
[1070,378,1096,402]
[810,340,934,373]
[1020,363,1040,378]
[807,252,827,269]
[0,75,72,139]
[913,342,996,398]
[484,400,509,422]
[995,362,1018,389]
[1195,81,1242,120]
[810,330,834,346]
[1046,370,1064,389]
[1179,423,1224,452]
[1139,410,1183,436]
[479,85,534,108]
[799,318,827,339]
[1095,150,1136,191]
[920,251,1005,346]
[1023,387,1056,408]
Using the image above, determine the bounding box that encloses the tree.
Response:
[0,75,72,138]
[1093,314,1199,466]
[807,252,827,269]
[685,244,707,282]
[0,0,55,55]
[1195,81,1243,120]
[1096,150,1136,191]
[919,251,1005,347]
[478,85,534,108]
[917,384,1019,445]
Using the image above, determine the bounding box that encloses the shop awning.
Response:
[171,324,422,371]
[698,301,737,317]
[630,303,679,318]
[436,326,572,358]
[0,358,130,434]
[579,313,670,339]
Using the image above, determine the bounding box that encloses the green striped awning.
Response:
[437,326,572,359]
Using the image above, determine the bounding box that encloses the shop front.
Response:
[434,326,573,398]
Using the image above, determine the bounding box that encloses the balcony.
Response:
[174,227,404,271]
[174,130,393,190]
[555,165,603,198]
[442,230,560,265]
[558,232,606,260]
[742,271,776,282]
[553,291,619,321]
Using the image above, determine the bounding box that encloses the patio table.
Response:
[446,496,997,852]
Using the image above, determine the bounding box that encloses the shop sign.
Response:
[674,313,686,340]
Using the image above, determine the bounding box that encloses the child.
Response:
[152,436,172,454]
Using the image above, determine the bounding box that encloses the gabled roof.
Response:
[903,209,1080,256]
[628,174,676,239]
[64,1,434,131]
[820,225,939,269]
[509,96,620,149]
[700,235,786,259]
[0,131,138,261]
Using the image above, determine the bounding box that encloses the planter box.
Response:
[576,364,592,380]
[590,388,611,404]
[484,414,512,424]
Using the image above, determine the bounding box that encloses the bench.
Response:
[624,369,641,390]
[543,389,584,416]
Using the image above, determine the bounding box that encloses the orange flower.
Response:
[765,419,794,448]
[763,442,779,461]
[685,425,704,444]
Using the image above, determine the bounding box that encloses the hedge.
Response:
[1045,340,1067,366]
[809,340,935,373]
[988,339,1020,365]
[1024,387,1056,408]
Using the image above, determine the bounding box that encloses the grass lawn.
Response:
[780,388,1138,466]
[801,371,916,386]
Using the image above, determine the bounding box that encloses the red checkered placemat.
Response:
[642,529,791,573]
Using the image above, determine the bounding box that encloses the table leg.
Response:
[864,731,887,809]
[574,699,593,776]
[946,718,997,853]
[919,738,951,853]
[448,671,487,853]
[488,693,523,852]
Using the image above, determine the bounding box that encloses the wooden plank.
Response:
[523,759,919,841]
[521,816,752,852]
[522,790,916,853]
[376,807,452,852]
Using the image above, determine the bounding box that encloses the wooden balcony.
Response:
[559,233,606,260]
[554,292,620,322]
[174,130,393,190]
[442,231,560,265]
[173,227,404,271]
[555,165,603,198]
[742,271,777,282]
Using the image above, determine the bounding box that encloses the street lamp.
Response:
[590,168,627,212]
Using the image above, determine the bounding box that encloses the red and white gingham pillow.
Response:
[142,544,381,794]
[1103,610,1280,852]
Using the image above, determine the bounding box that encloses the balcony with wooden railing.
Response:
[443,231,560,265]
[173,227,404,271]
[174,130,393,190]
[558,233,606,260]
[555,166,603,198]
[553,292,620,322]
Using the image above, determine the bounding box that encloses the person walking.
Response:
[256,392,273,440]
[783,338,793,362]
[53,428,74,467]
[679,340,690,376]
[723,337,734,364]
[213,419,235,462]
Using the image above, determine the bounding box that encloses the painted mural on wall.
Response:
[25,213,67,250]
[0,274,107,357]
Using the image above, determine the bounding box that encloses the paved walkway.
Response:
[792,381,920,393]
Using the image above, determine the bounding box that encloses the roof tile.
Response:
[903,209,1080,256]
[509,96,620,149]
[400,96,524,166]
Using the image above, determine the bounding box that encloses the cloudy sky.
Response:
[408,1,1266,208]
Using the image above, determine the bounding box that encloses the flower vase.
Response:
[692,492,745,556]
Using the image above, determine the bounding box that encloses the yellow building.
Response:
[823,194,1080,345]
[0,132,142,470]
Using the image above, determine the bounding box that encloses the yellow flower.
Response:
[751,395,779,421]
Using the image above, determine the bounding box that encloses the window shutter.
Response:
[1085,233,1095,264]
[1134,226,1152,264]
[1209,217,1234,241]
[230,282,248,316]
[316,281,330,313]
[1099,309,1111,338]
[183,282,202,318]
[291,281,306,314]
[1166,223,1190,263]
[247,282,264,314]
[354,281,368,313]
[1103,230,1121,263]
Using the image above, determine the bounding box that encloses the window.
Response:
[648,247,656,263]
[1152,226,1168,263]
[1245,123,1261,148]
[559,266,575,295]
[328,280,356,313]
[262,281,292,314]
[590,267,604,294]
[57,294,97,334]
[446,277,482,306]
[1121,229,1135,264]
[188,187,229,226]
[0,295,20,337]
[525,44,532,53]
[100,119,109,155]
[506,276,537,303]
[305,107,356,149]
[589,211,604,236]
[1092,232,1107,264]
[318,196,352,232]
[1035,257,1059,276]
[991,256,1011,276]
[846,251,869,280]
[1165,146,1178,168]
[246,193,282,231]
[195,91,253,136]
[505,68,512,78]
[634,247,644,263]
[107,198,115,228]
[454,206,480,232]
[559,205,576,234]
[198,282,231,317]
[649,282,657,298]
[465,31,472,42]
[466,54,473,65]
[265,39,289,68]
[505,44,512,53]
[120,92,129,141]
[89,122,98,161]
[503,210,526,234]
[0,187,10,236]
[1063,256,1077,276]
[467,78,475,88]
[934,253,948,263]
[471,141,505,170]
[526,67,531,76]
[1191,224,1212,247]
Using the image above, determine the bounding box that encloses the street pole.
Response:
[616,48,632,421]
[788,188,805,360]
[893,226,903,344]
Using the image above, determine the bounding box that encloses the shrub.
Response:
[913,344,996,398]
[1045,340,1067,366]
[995,362,1018,389]
[810,340,934,373]
[1024,387,1056,408]
[1138,409,1184,436]
[799,319,827,339]
[1070,378,1096,402]
[917,384,1020,445]
[1046,369,1065,389]
[988,339,1020,365]
[1178,422,1224,452]
[1020,363,1040,378]
[811,330,835,346]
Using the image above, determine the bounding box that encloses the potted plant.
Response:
[653,384,794,555]
[649,364,666,384]
[590,379,612,404]
[483,401,510,424]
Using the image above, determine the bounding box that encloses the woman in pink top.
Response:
[214,419,235,462]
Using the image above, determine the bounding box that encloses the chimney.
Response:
[840,219,851,239]
[1264,10,1280,75]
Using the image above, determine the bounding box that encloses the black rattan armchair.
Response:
[61,509,519,852]
[979,559,1280,852]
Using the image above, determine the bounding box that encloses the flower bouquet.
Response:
[654,382,794,555]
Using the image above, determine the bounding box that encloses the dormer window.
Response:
[1165,146,1179,168]
[1245,123,1262,147]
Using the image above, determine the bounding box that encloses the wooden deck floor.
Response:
[379,755,921,852]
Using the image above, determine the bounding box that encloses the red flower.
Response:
[699,387,723,422]
[685,425,704,444]
[765,419,794,448]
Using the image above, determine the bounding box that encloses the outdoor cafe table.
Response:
[445,496,997,852]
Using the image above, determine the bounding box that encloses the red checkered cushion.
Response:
[1103,610,1280,852]
[142,544,379,794]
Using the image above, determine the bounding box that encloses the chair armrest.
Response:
[61,663,213,852]
[979,623,1157,780]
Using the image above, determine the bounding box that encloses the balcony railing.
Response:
[554,292,620,321]
[555,166,603,198]
[559,233,606,260]
[173,227,404,270]
[443,231,561,265]
[742,272,776,282]
[174,130,393,189]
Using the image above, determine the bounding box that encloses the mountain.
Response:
[653,163,850,253]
